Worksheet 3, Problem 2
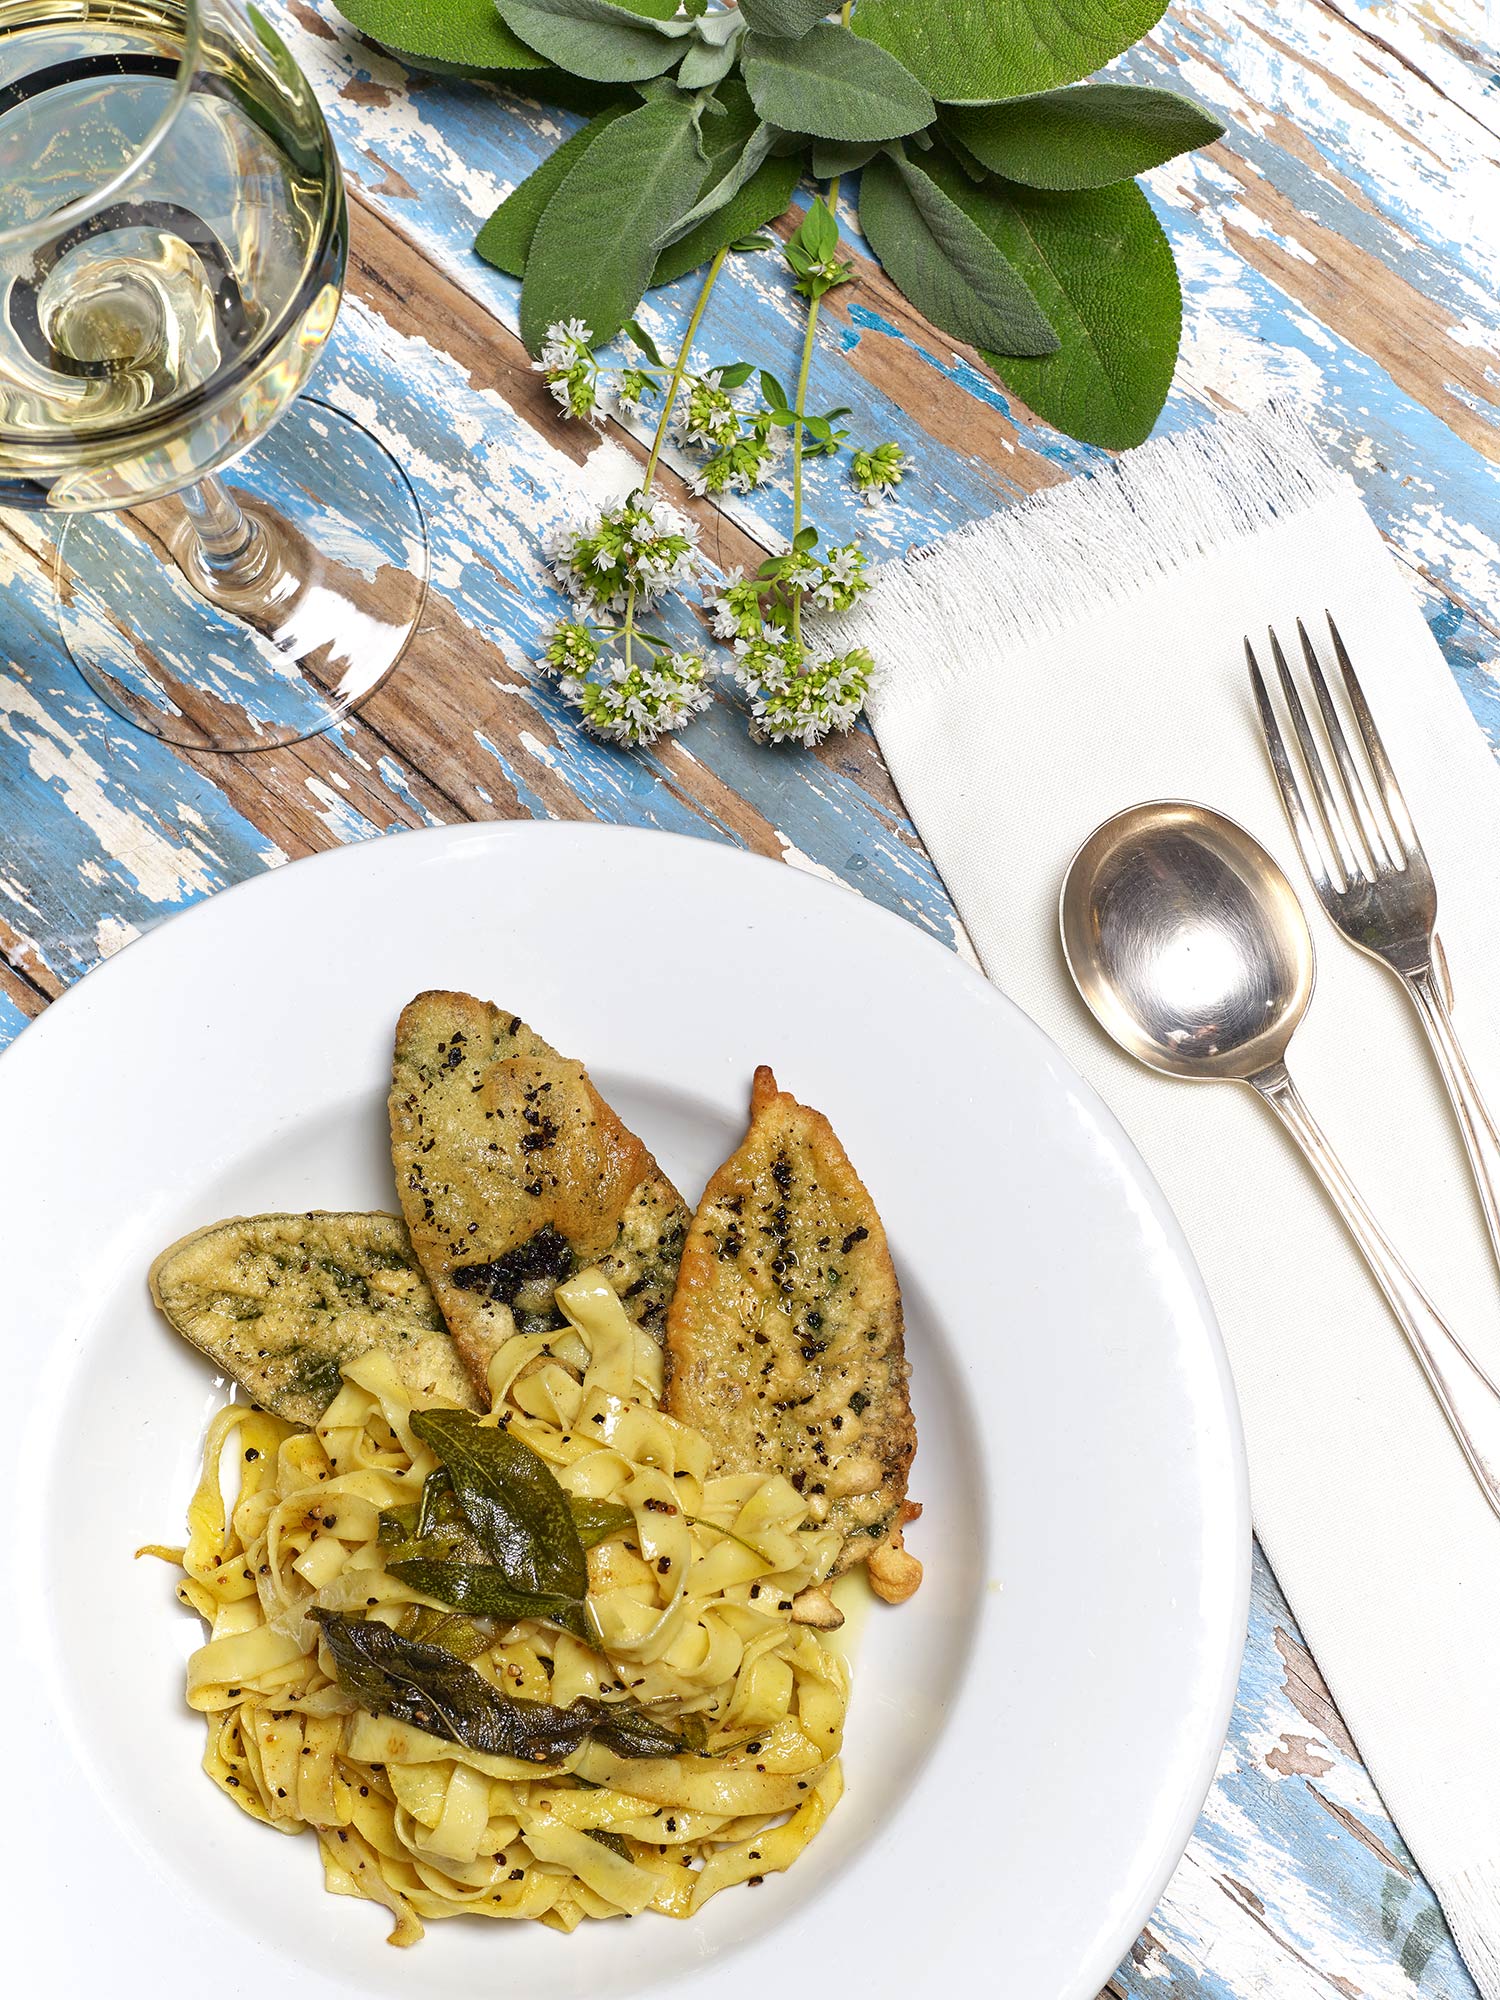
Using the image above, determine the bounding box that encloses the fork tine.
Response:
[1266,625,1361,884]
[1296,617,1396,873]
[1327,613,1421,858]
[1247,639,1338,899]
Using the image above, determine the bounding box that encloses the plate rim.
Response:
[0,820,1250,1998]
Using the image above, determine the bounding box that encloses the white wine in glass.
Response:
[0,0,429,751]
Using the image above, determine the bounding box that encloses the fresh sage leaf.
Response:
[521,95,707,350]
[738,0,833,35]
[677,35,738,89]
[741,23,933,144]
[946,84,1225,190]
[942,128,995,183]
[388,1558,593,1640]
[331,0,547,69]
[810,139,877,179]
[662,118,779,242]
[493,0,694,85]
[653,83,797,282]
[586,1829,634,1859]
[475,103,629,278]
[853,0,1170,102]
[410,1408,588,1597]
[653,154,797,282]
[621,317,665,366]
[859,149,1058,356]
[568,1496,636,1548]
[311,1612,693,1761]
[694,5,745,44]
[928,149,1181,448]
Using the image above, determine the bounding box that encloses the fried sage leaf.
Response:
[311,1612,690,1762]
[150,1211,477,1426]
[410,1409,588,1599]
[388,1495,628,1559]
[569,1497,636,1550]
[377,1504,420,1545]
[387,1559,593,1640]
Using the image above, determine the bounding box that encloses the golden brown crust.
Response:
[149,1210,475,1425]
[868,1502,924,1604]
[665,1067,918,1584]
[390,991,691,1398]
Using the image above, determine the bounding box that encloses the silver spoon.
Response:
[1061,799,1500,1522]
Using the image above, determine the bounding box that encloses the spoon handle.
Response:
[1253,1063,1500,1523]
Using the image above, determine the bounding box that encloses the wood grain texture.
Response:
[1,2,1495,1991]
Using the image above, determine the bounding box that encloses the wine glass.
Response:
[0,0,429,752]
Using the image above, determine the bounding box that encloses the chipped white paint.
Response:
[0,680,218,904]
[773,832,849,889]
[94,913,140,957]
[303,776,378,840]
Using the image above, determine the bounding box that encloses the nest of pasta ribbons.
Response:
[146,1269,848,1941]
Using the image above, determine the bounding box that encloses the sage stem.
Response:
[641,244,730,495]
[790,174,842,644]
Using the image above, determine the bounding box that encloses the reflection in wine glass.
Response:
[0,0,429,752]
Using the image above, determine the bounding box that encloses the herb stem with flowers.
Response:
[336,0,1227,752]
[534,191,892,750]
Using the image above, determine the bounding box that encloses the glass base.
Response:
[53,398,428,753]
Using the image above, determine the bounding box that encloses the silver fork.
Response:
[1248,613,1500,1282]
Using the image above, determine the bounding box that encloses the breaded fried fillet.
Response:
[665,1066,918,1587]
[149,1211,476,1425]
[390,992,690,1397]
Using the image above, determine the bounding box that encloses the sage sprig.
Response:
[332,0,1226,448]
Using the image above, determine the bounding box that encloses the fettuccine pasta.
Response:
[145,1270,849,1942]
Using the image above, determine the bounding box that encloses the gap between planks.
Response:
[1307,0,1500,145]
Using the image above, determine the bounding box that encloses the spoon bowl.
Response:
[1060,801,1314,1083]
[1059,796,1500,1523]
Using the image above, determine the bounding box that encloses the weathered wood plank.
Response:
[1109,1547,1476,1997]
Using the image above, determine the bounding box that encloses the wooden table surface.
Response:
[4,2,1497,1991]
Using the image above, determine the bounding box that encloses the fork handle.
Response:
[1406,965,1500,1284]
[1253,1062,1500,1522]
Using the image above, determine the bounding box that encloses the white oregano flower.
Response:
[534,320,603,424]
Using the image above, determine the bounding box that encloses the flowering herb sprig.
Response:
[534,190,902,750]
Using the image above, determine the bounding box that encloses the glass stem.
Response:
[179,472,268,587]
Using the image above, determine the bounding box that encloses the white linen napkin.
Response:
[827,403,1500,1991]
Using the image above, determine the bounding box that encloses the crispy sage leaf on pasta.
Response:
[387,1559,593,1639]
[568,1496,636,1549]
[409,1408,589,1598]
[311,1612,691,1761]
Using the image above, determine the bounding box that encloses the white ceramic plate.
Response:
[2,824,1248,1999]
